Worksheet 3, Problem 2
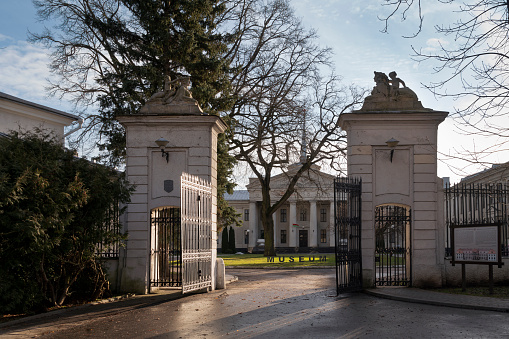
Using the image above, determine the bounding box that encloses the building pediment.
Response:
[246,167,335,201]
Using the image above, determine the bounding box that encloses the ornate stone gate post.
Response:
[339,71,448,288]
[117,77,227,294]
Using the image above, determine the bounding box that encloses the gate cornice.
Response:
[339,110,448,131]
[117,114,227,133]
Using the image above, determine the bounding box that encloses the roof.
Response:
[224,190,249,201]
[460,162,509,184]
[0,91,79,121]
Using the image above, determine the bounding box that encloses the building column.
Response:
[289,201,297,247]
[330,201,335,247]
[310,201,318,247]
[249,201,258,249]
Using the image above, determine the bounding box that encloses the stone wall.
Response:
[117,114,226,294]
[340,110,448,288]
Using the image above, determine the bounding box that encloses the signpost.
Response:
[450,223,503,294]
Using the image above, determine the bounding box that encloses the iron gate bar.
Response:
[149,207,182,288]
[374,205,411,287]
[334,177,362,294]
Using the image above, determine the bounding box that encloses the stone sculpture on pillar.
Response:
[140,76,203,115]
[360,71,429,111]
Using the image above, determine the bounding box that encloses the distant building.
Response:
[221,164,336,253]
[460,162,509,185]
[0,91,79,142]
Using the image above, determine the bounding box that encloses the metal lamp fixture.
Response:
[385,138,399,163]
[155,137,170,163]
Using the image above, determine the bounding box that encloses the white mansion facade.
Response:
[222,165,336,252]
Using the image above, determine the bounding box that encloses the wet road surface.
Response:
[28,269,509,338]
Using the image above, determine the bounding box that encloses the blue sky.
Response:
[0,0,506,183]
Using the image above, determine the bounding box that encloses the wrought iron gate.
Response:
[181,173,213,294]
[375,205,411,286]
[334,177,362,294]
[150,207,182,288]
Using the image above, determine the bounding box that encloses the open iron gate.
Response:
[334,177,362,294]
[181,173,213,294]
[149,173,213,294]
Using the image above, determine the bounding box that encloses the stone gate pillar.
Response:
[116,77,227,294]
[339,71,448,288]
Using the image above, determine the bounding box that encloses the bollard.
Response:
[216,258,226,289]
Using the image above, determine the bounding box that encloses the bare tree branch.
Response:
[220,0,366,255]
[380,0,509,166]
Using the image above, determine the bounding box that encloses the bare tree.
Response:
[221,0,365,256]
[380,0,509,161]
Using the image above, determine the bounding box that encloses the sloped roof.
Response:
[224,190,249,201]
[246,166,335,190]
[0,91,79,121]
[460,162,509,184]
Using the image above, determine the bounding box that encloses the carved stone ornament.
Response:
[359,71,430,111]
[139,76,203,115]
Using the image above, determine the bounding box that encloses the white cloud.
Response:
[0,33,13,42]
[0,40,59,106]
[421,37,449,53]
[426,38,448,48]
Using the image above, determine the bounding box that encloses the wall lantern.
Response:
[385,138,399,163]
[155,137,170,163]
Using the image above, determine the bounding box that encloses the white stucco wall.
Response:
[0,92,78,142]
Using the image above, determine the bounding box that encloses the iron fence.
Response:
[445,182,509,257]
[95,201,121,258]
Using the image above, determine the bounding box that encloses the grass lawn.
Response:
[218,253,335,268]
[375,255,405,266]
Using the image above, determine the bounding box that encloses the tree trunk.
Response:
[262,213,276,256]
[260,181,276,256]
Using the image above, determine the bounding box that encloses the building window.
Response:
[244,230,249,244]
[280,209,287,222]
[244,209,249,221]
[300,208,307,221]
[320,208,327,222]
[281,230,287,243]
[320,229,327,243]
